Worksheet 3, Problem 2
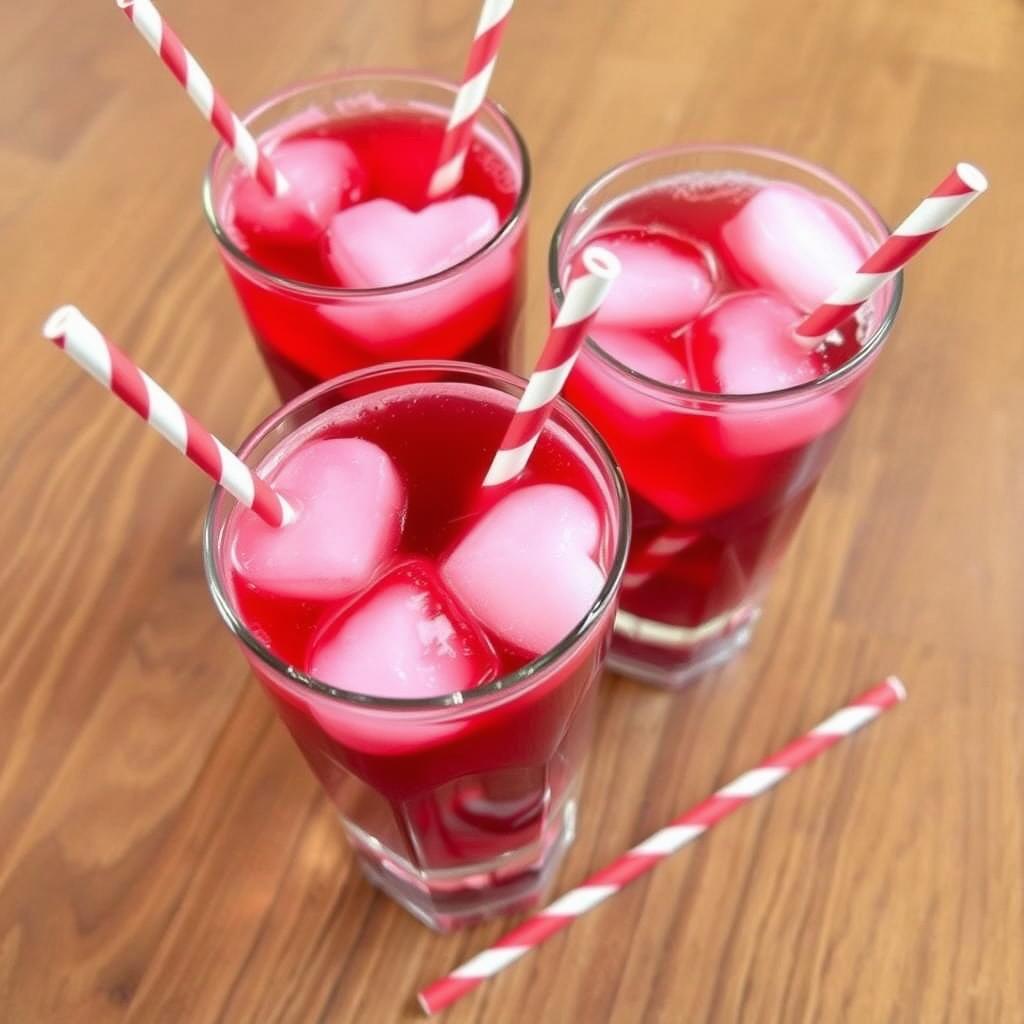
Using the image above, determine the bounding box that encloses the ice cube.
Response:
[686,291,820,394]
[273,674,470,759]
[229,137,367,247]
[441,484,605,656]
[588,229,715,329]
[324,196,500,289]
[231,438,405,600]
[318,196,513,357]
[307,559,499,699]
[591,327,689,389]
[572,326,689,432]
[720,184,869,312]
[685,292,846,455]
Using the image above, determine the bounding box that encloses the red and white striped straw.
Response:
[426,0,515,200]
[483,247,620,487]
[42,306,293,528]
[116,0,289,198]
[418,676,907,1015]
[795,162,987,344]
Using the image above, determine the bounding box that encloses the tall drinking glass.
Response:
[549,146,900,688]
[203,362,628,930]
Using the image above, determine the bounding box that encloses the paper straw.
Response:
[42,306,293,527]
[795,163,987,344]
[427,0,515,199]
[116,0,289,198]
[418,676,907,1015]
[483,247,620,487]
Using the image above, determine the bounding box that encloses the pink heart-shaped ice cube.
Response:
[318,195,513,357]
[720,184,869,312]
[307,558,499,700]
[685,291,847,455]
[441,484,605,657]
[324,196,500,289]
[231,438,405,600]
[228,137,367,247]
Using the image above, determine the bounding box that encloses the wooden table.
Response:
[3,0,1021,1020]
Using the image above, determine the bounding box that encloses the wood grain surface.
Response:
[2,1,1021,1021]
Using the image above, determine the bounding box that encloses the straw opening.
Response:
[42,305,78,339]
[581,245,621,280]
[956,162,988,193]
[884,676,908,702]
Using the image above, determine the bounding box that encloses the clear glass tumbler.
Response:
[203,362,628,930]
[549,145,901,688]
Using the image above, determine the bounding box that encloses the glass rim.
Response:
[202,360,631,712]
[548,142,904,406]
[202,67,531,301]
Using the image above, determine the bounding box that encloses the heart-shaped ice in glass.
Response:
[231,438,405,600]
[228,138,367,247]
[441,484,605,657]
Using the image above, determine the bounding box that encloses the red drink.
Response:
[204,72,529,400]
[550,147,900,687]
[204,363,627,930]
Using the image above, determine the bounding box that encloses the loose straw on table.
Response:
[418,676,907,1015]
[427,0,515,199]
[795,162,987,344]
[483,246,620,487]
[42,306,293,527]
[116,0,289,198]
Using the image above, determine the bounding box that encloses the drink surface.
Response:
[223,109,520,286]
[574,172,871,400]
[216,107,526,398]
[226,382,609,696]
[561,171,883,678]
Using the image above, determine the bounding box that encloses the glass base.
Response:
[343,791,578,932]
[609,605,761,689]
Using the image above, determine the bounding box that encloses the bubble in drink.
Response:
[324,196,500,289]
[228,138,367,247]
[720,184,869,311]
[442,484,605,656]
[231,438,405,600]
[590,229,715,329]
[308,559,499,699]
